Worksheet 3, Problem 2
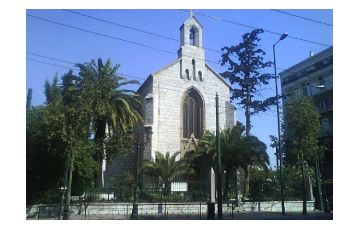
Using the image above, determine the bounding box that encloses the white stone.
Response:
[138,15,235,160]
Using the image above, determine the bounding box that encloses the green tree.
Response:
[248,167,278,201]
[26,73,97,211]
[76,58,143,188]
[220,29,276,136]
[26,105,65,204]
[283,96,322,215]
[57,71,95,219]
[141,152,188,196]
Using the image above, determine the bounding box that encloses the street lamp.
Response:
[308,84,326,211]
[273,32,288,216]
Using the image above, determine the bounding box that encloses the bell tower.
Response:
[178,14,205,81]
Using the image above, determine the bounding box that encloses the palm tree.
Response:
[77,58,143,188]
[188,123,269,199]
[141,151,188,196]
[240,135,269,197]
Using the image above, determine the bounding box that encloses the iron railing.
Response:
[30,202,235,220]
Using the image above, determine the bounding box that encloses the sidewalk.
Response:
[231,211,333,220]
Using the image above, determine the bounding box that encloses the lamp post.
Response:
[308,84,325,211]
[273,32,288,216]
[215,93,222,219]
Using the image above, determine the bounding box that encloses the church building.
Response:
[105,14,236,191]
[137,14,236,161]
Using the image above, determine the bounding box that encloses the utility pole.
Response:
[131,134,140,219]
[215,93,222,219]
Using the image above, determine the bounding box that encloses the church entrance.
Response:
[181,87,204,155]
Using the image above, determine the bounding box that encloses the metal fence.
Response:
[30,202,235,220]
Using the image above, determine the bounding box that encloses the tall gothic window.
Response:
[192,59,196,80]
[198,71,203,81]
[185,69,190,80]
[183,88,204,138]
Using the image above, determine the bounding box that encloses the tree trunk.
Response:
[224,170,230,200]
[96,158,104,188]
[300,150,307,215]
[244,165,250,197]
[94,119,106,188]
[245,85,251,137]
[235,169,240,206]
[63,151,74,220]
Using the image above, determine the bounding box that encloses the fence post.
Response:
[199,202,202,220]
[232,202,234,220]
[164,202,167,220]
[37,206,40,220]
[126,204,128,219]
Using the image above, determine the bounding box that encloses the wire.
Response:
[27,52,331,112]
[27,14,176,55]
[26,14,224,68]
[63,9,223,55]
[26,55,232,103]
[180,9,332,47]
[27,51,330,97]
[270,9,333,27]
[27,58,77,70]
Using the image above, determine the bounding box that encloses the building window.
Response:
[192,59,196,80]
[183,88,204,138]
[302,85,308,96]
[318,97,329,112]
[185,69,190,80]
[198,71,202,81]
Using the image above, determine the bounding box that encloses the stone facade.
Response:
[137,15,235,160]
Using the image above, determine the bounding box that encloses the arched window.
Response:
[192,59,196,80]
[198,71,202,81]
[185,69,190,80]
[189,27,196,46]
[189,26,199,47]
[182,88,204,138]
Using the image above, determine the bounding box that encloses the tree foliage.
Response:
[76,58,143,187]
[186,123,269,198]
[220,29,276,135]
[141,152,189,195]
[282,96,322,214]
[27,58,144,207]
[283,96,322,165]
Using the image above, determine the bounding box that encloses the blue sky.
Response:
[26,9,333,167]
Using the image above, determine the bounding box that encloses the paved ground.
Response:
[231,211,333,220]
[31,210,333,220]
[126,211,333,220]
